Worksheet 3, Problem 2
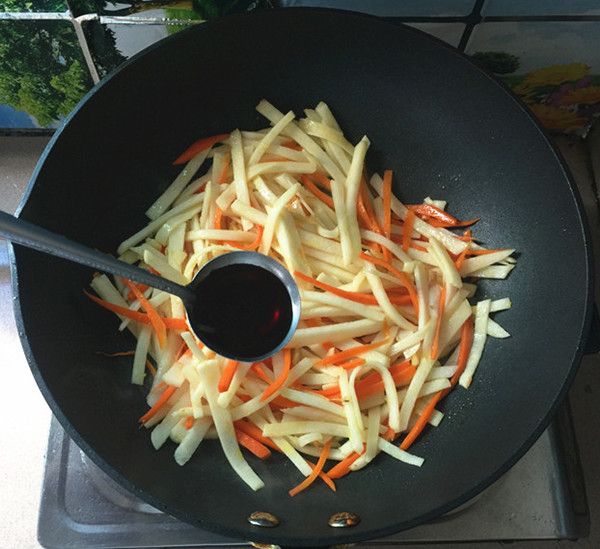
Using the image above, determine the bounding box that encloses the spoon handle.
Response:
[0,210,195,304]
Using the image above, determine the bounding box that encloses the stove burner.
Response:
[37,401,588,548]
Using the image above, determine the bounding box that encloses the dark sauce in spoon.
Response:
[188,263,294,361]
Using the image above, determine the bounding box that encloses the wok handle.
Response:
[0,210,195,304]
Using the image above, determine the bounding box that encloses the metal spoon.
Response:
[0,210,301,362]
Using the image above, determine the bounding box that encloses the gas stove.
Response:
[37,400,588,548]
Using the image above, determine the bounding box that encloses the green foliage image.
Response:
[0,19,93,126]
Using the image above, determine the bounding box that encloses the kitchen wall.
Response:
[1,0,599,135]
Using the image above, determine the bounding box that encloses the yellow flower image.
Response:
[559,85,600,106]
[511,82,536,104]
[529,104,587,131]
[523,63,591,87]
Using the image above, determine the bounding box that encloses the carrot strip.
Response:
[407,203,457,225]
[427,218,480,228]
[250,363,272,384]
[213,206,224,230]
[173,133,229,165]
[174,340,188,361]
[95,350,135,357]
[260,349,292,402]
[145,359,157,376]
[281,139,302,151]
[163,317,189,331]
[289,439,332,496]
[233,420,282,453]
[326,446,364,479]
[454,241,471,270]
[235,429,272,459]
[225,225,264,250]
[399,391,443,450]
[121,278,167,348]
[218,360,239,393]
[306,461,336,491]
[315,335,389,367]
[382,170,393,242]
[402,209,416,253]
[339,357,367,370]
[301,174,334,209]
[430,283,447,360]
[139,384,177,424]
[294,271,406,307]
[322,360,415,401]
[359,252,419,316]
[85,290,187,331]
[310,171,332,190]
[150,380,167,395]
[466,247,512,256]
[217,150,231,185]
[442,315,474,396]
[185,416,194,430]
[399,316,474,450]
[127,282,149,300]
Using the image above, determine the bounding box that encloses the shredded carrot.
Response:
[289,439,332,496]
[121,278,167,348]
[126,282,149,300]
[310,171,332,190]
[430,283,447,360]
[281,139,302,151]
[95,350,135,357]
[234,420,282,453]
[399,316,474,450]
[407,203,480,228]
[338,357,367,370]
[218,360,239,393]
[139,384,177,424]
[466,247,512,256]
[359,252,419,316]
[225,225,264,250]
[185,415,194,430]
[145,359,157,377]
[174,340,188,361]
[442,315,474,396]
[301,174,334,209]
[150,380,167,395]
[402,209,416,253]
[326,446,364,479]
[454,241,471,270]
[322,360,415,401]
[294,271,408,307]
[172,133,229,165]
[217,150,231,185]
[260,348,292,402]
[235,429,272,459]
[213,206,224,230]
[84,291,187,331]
[315,335,389,367]
[356,179,385,255]
[250,363,272,384]
[307,461,336,491]
[382,169,393,242]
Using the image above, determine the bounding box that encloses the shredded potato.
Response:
[90,100,515,494]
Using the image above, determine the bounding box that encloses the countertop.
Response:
[1,131,600,549]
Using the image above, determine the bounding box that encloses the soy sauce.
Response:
[188,263,294,361]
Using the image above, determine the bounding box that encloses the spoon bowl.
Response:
[0,210,300,362]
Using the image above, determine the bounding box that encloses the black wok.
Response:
[11,8,593,547]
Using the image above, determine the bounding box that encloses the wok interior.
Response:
[12,9,592,546]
